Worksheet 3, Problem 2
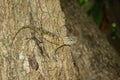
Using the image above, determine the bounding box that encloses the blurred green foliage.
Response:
[112,23,117,33]
[77,0,103,27]
[77,0,120,34]
[77,0,120,54]
[77,0,117,36]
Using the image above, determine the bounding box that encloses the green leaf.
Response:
[77,0,86,6]
[112,22,117,32]
[91,2,103,27]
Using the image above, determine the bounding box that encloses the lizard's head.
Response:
[63,36,77,45]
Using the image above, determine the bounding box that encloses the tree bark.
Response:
[0,0,120,80]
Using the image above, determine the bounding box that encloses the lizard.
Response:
[11,25,77,47]
[11,25,78,60]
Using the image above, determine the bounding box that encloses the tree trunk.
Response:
[0,0,120,80]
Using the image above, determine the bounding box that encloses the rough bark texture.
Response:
[0,0,120,80]
[59,0,120,80]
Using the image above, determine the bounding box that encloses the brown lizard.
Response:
[12,25,77,46]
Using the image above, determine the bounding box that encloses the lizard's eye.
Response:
[70,39,73,41]
[63,36,77,45]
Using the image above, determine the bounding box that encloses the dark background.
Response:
[77,0,120,54]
